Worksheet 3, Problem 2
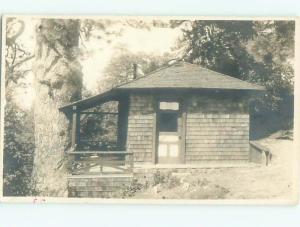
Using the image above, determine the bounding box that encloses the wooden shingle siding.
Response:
[185,94,250,163]
[127,94,155,163]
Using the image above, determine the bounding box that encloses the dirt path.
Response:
[208,138,294,200]
[132,138,295,200]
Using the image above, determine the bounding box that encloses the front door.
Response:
[157,101,181,164]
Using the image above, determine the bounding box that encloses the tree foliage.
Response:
[4,18,35,196]
[176,20,256,78]
[80,19,169,42]
[3,101,35,196]
[5,18,34,87]
[99,50,171,92]
[247,21,294,115]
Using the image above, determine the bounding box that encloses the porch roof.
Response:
[59,88,119,112]
[59,62,265,112]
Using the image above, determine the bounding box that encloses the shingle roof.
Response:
[117,61,265,90]
[59,61,265,112]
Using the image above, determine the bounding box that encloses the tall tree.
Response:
[32,19,82,196]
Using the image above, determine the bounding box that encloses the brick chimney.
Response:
[133,63,138,80]
[131,63,144,80]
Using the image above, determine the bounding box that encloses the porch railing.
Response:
[67,151,134,175]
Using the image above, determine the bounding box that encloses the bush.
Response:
[121,178,144,198]
[152,171,180,189]
[3,102,35,196]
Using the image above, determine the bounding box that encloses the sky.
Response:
[9,18,183,109]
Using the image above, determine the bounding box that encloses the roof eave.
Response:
[116,86,266,91]
[59,89,122,113]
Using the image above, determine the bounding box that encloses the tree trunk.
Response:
[32,19,82,196]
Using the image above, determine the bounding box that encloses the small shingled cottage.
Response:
[60,61,266,197]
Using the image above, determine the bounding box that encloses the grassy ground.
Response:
[129,132,295,200]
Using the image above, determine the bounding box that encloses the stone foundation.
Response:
[68,174,133,198]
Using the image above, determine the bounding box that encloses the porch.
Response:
[66,141,270,177]
[66,141,270,198]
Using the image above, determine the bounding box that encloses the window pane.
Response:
[169,144,179,157]
[158,144,168,157]
[158,112,178,132]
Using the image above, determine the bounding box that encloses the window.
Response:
[158,112,178,132]
[158,101,179,132]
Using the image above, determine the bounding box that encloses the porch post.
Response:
[117,97,129,150]
[152,99,158,164]
[180,101,187,164]
[71,105,80,149]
